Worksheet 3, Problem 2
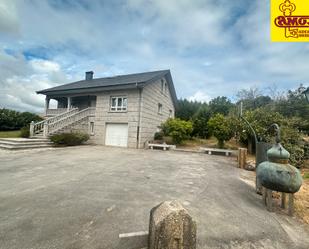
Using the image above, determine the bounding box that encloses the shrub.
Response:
[207,114,234,148]
[20,126,30,138]
[161,118,193,144]
[50,132,89,146]
[237,108,306,167]
[303,140,309,160]
[154,131,164,140]
[192,106,212,139]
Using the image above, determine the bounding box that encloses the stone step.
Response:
[0,138,53,150]
[0,143,53,150]
[0,138,50,143]
[0,140,52,146]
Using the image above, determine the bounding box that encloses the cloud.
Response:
[0,0,308,113]
[188,91,212,103]
[0,1,19,34]
[30,59,60,73]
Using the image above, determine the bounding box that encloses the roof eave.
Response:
[36,83,146,96]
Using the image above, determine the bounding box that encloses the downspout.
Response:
[136,83,143,149]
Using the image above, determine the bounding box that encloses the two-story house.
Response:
[32,70,177,148]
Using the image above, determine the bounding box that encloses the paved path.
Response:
[0,146,308,249]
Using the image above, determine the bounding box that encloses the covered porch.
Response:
[45,95,97,117]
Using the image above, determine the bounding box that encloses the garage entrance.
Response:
[105,123,128,147]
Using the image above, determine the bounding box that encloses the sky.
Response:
[0,0,309,113]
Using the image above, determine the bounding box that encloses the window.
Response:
[161,78,167,94]
[158,103,163,114]
[169,110,173,118]
[110,96,127,111]
[90,122,94,135]
[161,79,164,93]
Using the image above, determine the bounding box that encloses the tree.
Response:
[207,114,234,148]
[192,106,212,138]
[0,108,42,131]
[236,107,305,167]
[208,96,234,116]
[175,99,205,121]
[236,86,261,100]
[161,118,193,144]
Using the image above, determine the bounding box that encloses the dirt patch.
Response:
[295,170,309,224]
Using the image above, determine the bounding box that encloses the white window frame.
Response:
[90,122,95,135]
[158,103,163,114]
[110,96,127,112]
[161,79,164,93]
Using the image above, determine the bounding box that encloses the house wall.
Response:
[93,89,141,148]
[139,78,175,148]
[60,116,96,143]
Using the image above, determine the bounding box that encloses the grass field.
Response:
[0,130,21,138]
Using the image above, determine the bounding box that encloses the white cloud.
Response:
[0,0,19,34]
[30,59,60,73]
[188,91,212,103]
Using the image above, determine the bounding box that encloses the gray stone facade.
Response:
[139,77,175,148]
[90,77,175,148]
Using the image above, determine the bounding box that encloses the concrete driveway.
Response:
[0,146,308,249]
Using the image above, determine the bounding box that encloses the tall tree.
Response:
[209,96,234,116]
[176,99,205,120]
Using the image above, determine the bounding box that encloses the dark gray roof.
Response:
[37,69,177,106]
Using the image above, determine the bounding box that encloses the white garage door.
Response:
[105,123,128,147]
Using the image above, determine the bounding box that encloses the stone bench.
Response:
[199,147,236,156]
[148,143,176,151]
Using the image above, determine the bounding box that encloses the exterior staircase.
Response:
[0,107,95,151]
[31,107,95,138]
[0,138,53,150]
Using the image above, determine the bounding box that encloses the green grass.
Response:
[0,130,21,138]
[303,172,309,179]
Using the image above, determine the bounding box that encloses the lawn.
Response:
[0,130,21,138]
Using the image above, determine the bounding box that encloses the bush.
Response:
[161,118,193,144]
[303,140,309,160]
[50,132,89,146]
[207,114,234,148]
[237,108,306,167]
[0,108,43,131]
[154,131,164,140]
[192,106,212,139]
[20,126,30,138]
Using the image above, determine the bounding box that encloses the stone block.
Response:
[148,200,196,249]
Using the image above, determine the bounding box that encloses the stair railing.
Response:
[48,107,95,135]
[30,108,79,137]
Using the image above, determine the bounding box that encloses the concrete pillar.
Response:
[45,97,50,116]
[43,122,48,137]
[238,148,247,169]
[30,121,34,137]
[67,97,72,111]
[148,200,196,249]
